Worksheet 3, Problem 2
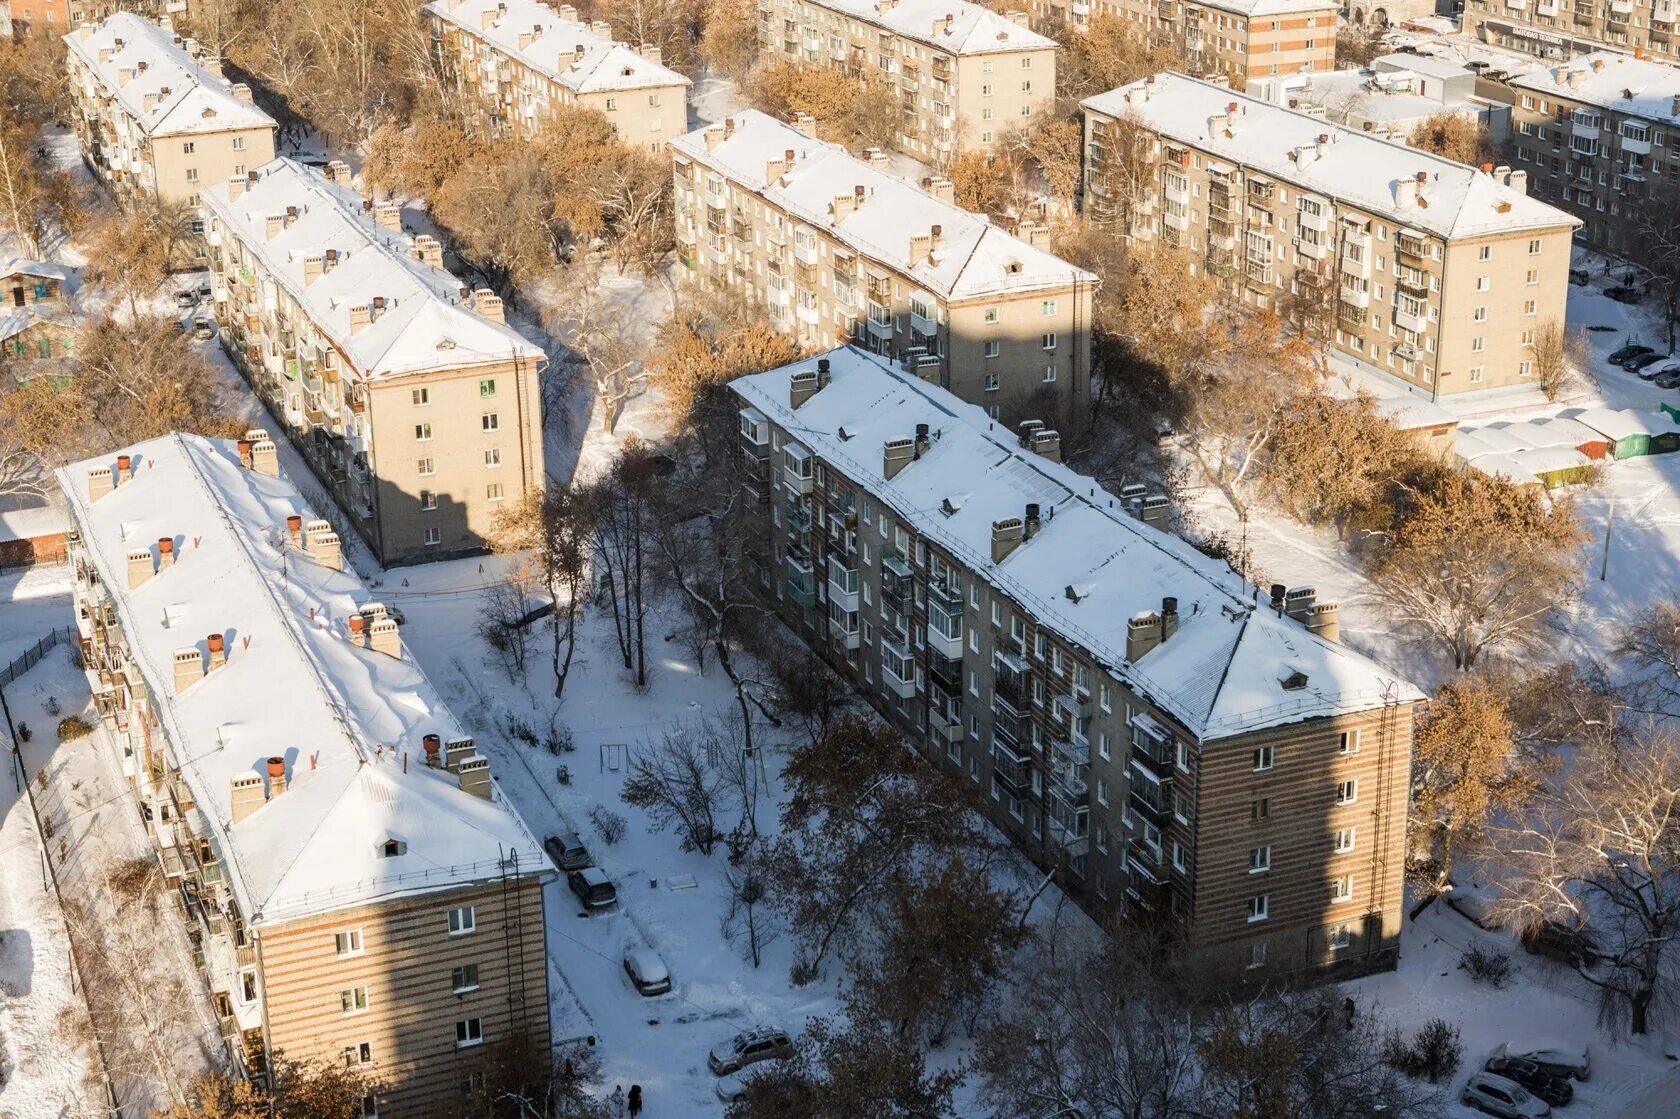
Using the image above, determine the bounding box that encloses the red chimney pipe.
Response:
[207,633,225,654]
[157,537,174,554]
[266,756,286,779]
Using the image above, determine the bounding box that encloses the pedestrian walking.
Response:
[609,1085,626,1119]
[628,1084,643,1118]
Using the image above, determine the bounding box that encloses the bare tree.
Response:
[477,570,537,682]
[488,488,591,698]
[621,719,733,855]
[546,263,648,434]
[1527,318,1588,401]
[771,649,855,746]
[588,446,655,686]
[722,865,779,968]
[1618,598,1680,713]
[1631,200,1680,353]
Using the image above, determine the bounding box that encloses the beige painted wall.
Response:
[1434,226,1573,393]
[148,125,278,205]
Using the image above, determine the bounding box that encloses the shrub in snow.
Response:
[1459,944,1513,988]
[45,696,62,716]
[57,715,93,743]
[545,721,575,755]
[503,713,539,747]
[589,805,627,846]
[1384,1019,1461,1082]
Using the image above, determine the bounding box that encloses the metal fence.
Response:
[0,625,75,690]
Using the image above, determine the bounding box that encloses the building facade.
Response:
[425,0,691,151]
[198,158,546,566]
[0,258,78,376]
[1464,0,1680,62]
[757,0,1058,159]
[9,0,89,36]
[63,12,277,205]
[1506,52,1680,254]
[732,347,1424,975]
[1082,74,1581,400]
[59,433,551,1116]
[672,111,1096,416]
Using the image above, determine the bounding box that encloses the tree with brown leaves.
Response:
[746,62,904,151]
[158,1057,375,1119]
[1407,111,1497,167]
[1258,390,1424,537]
[700,0,760,81]
[646,286,804,443]
[1527,317,1588,402]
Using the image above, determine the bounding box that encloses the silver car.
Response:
[1461,1072,1550,1118]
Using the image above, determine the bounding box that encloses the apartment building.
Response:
[1505,51,1680,253]
[1464,0,1680,62]
[198,157,546,566]
[732,346,1424,975]
[1028,0,1337,86]
[1082,74,1581,400]
[672,111,1095,415]
[0,258,79,373]
[425,0,691,150]
[58,432,551,1115]
[757,0,1058,158]
[9,0,90,36]
[64,13,277,205]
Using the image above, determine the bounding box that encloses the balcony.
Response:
[1395,231,1428,260]
[786,554,816,609]
[927,649,961,694]
[827,559,858,611]
[1621,131,1653,157]
[1394,306,1426,333]
[993,743,1031,795]
[1340,252,1373,279]
[882,643,915,699]
[930,706,962,743]
[1294,236,1328,260]
[1129,779,1169,824]
[1340,284,1371,309]
[993,652,1028,715]
[909,308,936,336]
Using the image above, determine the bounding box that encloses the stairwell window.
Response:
[418,458,435,476]
[451,964,480,993]
[448,905,476,936]
[424,527,442,546]
[984,340,1000,358]
[455,1018,484,1049]
[487,483,505,501]
[485,448,502,468]
[1041,332,1057,351]
[1335,779,1359,805]
[183,141,196,155]
[482,413,499,432]
[413,388,430,406]
[1331,875,1355,904]
[1339,729,1360,755]
[1249,845,1271,873]
[478,378,497,397]
[420,490,437,511]
[1333,827,1357,854]
[340,986,369,1014]
[348,1041,373,1065]
[1041,299,1058,316]
[335,929,363,957]
[1247,894,1270,923]
[1042,365,1057,383]
[415,422,433,441]
[1252,744,1274,772]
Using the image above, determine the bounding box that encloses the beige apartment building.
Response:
[59,432,552,1115]
[758,0,1058,159]
[1082,74,1581,400]
[1027,0,1337,86]
[1506,52,1680,254]
[198,157,546,567]
[672,111,1096,416]
[1464,0,1680,61]
[425,0,692,150]
[733,346,1424,975]
[64,12,277,205]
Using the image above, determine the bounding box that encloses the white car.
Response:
[622,948,671,996]
[715,1074,748,1103]
[1491,1039,1590,1081]
[1461,1072,1550,1118]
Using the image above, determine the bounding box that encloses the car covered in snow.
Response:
[567,867,617,911]
[1461,1072,1551,1117]
[1491,1040,1590,1081]
[622,948,671,996]
[544,832,591,871]
[708,1026,794,1075]
[1484,1056,1574,1107]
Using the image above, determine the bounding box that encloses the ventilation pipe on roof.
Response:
[208,632,227,671]
[157,537,176,571]
[88,465,115,502]
[1126,612,1163,662]
[251,439,279,478]
[991,516,1024,563]
[267,755,287,796]
[1024,502,1042,540]
[1270,582,1287,615]
[914,422,931,459]
[423,733,443,767]
[1162,596,1179,641]
[230,773,265,823]
[883,437,916,480]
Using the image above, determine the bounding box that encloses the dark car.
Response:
[1486,1057,1575,1107]
[1656,370,1680,389]
[543,832,591,871]
[567,867,617,911]
[1610,342,1653,364]
[1568,268,1590,285]
[1519,920,1600,968]
[1626,352,1667,373]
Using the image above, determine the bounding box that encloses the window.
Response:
[455,1018,484,1049]
[1245,941,1267,969]
[182,141,197,155]
[361,1095,378,1119]
[1041,332,1057,351]
[1042,365,1057,383]
[649,93,661,107]
[452,964,480,993]
[1331,876,1355,904]
[1251,796,1270,820]
[1476,276,1490,292]
[478,378,497,397]
[1096,777,1108,806]
[1526,269,1539,285]
[485,448,502,467]
[1176,739,1190,772]
[1041,299,1058,316]
[341,987,369,1014]
[1524,300,1537,316]
[424,527,442,546]
[185,168,199,183]
[448,906,476,935]
[233,136,246,150]
[420,490,437,511]
[1252,744,1274,772]
[412,388,430,406]
[1473,306,1487,322]
[482,413,499,432]
[1328,923,1354,951]
[1249,845,1271,873]
[1519,360,1533,377]
[984,340,1000,358]
[335,929,364,957]
[1333,827,1357,854]
[241,970,258,1002]
[1471,336,1486,353]
[1335,779,1358,805]
[984,307,999,323]
[348,1041,373,1065]
[1529,238,1542,255]
[1469,366,1485,383]
[1338,729,1360,755]
[418,458,435,476]
[605,97,617,111]
[415,423,433,441]
[1247,894,1270,923]
[1478,245,1491,261]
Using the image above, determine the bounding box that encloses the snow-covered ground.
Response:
[0,566,72,667]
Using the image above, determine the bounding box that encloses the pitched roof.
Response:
[56,434,545,926]
[1082,72,1580,241]
[0,258,80,291]
[62,12,275,139]
[1509,51,1680,127]
[734,347,1424,739]
[424,0,691,94]
[671,111,1095,301]
[788,0,1057,55]
[198,158,545,381]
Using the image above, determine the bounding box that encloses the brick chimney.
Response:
[127,548,153,589]
[265,213,284,240]
[368,616,401,659]
[1031,429,1061,462]
[414,234,444,269]
[231,82,253,104]
[303,253,324,285]
[458,755,493,799]
[1304,601,1340,642]
[639,43,662,64]
[991,516,1024,563]
[1126,612,1163,661]
[173,647,205,693]
[445,736,477,771]
[374,201,402,234]
[230,773,265,823]
[909,231,933,265]
[349,303,372,334]
[325,159,352,186]
[88,466,115,502]
[473,288,505,325]
[207,632,227,670]
[267,755,288,796]
[251,439,279,477]
[590,19,611,37]
[883,437,915,480]
[304,520,342,570]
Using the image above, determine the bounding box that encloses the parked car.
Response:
[1568,268,1590,285]
[1491,1040,1591,1081]
[1637,360,1679,381]
[567,867,617,911]
[1610,341,1654,364]
[1462,1072,1551,1118]
[715,1075,749,1103]
[708,1026,794,1075]
[1656,370,1680,389]
[1625,352,1667,373]
[543,832,591,871]
[622,948,671,996]
[1485,1056,1575,1107]
[192,319,216,340]
[1519,920,1600,968]
[1607,285,1644,304]
[173,288,199,308]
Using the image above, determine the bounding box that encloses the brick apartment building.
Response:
[672,110,1096,416]
[757,0,1058,159]
[1464,0,1680,62]
[425,0,691,150]
[64,12,277,205]
[1082,73,1581,400]
[59,433,551,1115]
[733,346,1425,975]
[198,157,546,566]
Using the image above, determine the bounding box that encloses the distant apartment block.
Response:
[425,0,691,150]
[64,12,277,205]
[1082,74,1580,400]
[199,158,546,566]
[1464,0,1680,62]
[9,0,89,36]
[1251,53,1512,148]
[672,111,1095,415]
[60,433,551,1116]
[1506,51,1680,254]
[733,346,1424,976]
[1028,0,1337,86]
[756,0,1058,158]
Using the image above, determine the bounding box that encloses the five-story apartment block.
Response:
[757,0,1058,158]
[733,347,1424,976]
[672,111,1096,416]
[1465,0,1680,62]
[64,12,277,205]
[1506,52,1680,254]
[60,433,551,1116]
[199,158,546,566]
[425,0,692,150]
[1031,0,1337,85]
[1082,74,1581,400]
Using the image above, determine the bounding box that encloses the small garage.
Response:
[1576,408,1680,459]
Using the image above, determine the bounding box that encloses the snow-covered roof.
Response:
[199,158,544,381]
[1082,73,1580,241]
[1574,407,1680,441]
[1194,0,1339,14]
[0,492,65,545]
[1510,52,1680,127]
[783,0,1057,55]
[63,13,276,139]
[1371,51,1473,83]
[424,0,691,94]
[672,111,1095,301]
[0,258,80,292]
[1374,395,1458,431]
[734,347,1424,739]
[1460,417,1604,455]
[0,307,75,343]
[56,434,546,925]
